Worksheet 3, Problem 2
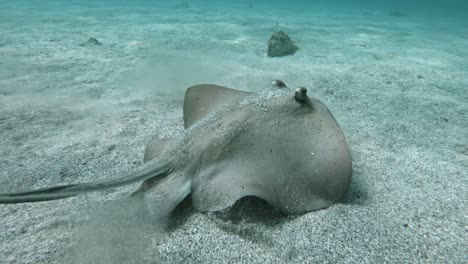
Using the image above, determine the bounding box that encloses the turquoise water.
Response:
[2,0,468,15]
[0,1,466,263]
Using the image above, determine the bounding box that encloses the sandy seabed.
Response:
[0,1,466,263]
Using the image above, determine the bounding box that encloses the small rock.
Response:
[179,0,190,8]
[80,37,102,46]
[107,144,116,152]
[389,10,408,17]
[267,31,299,57]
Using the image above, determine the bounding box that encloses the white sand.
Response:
[0,2,466,263]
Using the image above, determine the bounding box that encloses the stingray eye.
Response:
[294,87,308,103]
[271,79,287,89]
[294,87,314,109]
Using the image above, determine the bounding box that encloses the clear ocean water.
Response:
[0,1,466,263]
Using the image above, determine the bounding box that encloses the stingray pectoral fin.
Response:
[136,170,192,217]
[183,84,252,128]
[0,159,173,204]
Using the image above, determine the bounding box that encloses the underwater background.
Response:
[0,0,466,263]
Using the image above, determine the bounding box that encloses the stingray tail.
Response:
[0,160,174,204]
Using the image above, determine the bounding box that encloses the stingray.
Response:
[0,80,352,215]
